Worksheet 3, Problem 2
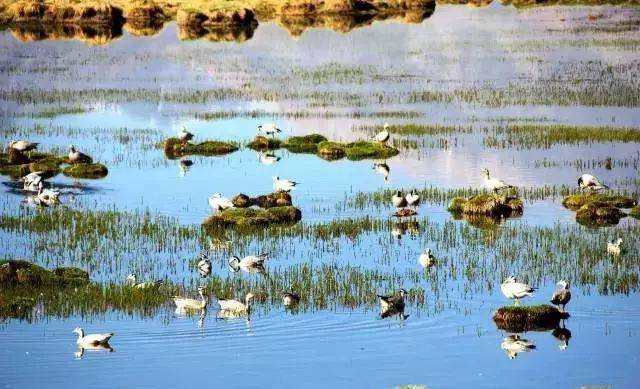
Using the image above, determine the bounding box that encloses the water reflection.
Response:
[552,321,572,351]
[10,23,123,46]
[500,334,536,360]
[74,343,114,360]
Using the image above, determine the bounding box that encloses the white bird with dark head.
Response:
[22,171,44,192]
[501,335,535,359]
[174,286,208,311]
[419,248,436,268]
[405,190,420,208]
[258,152,280,165]
[500,276,535,305]
[258,123,281,137]
[197,253,211,277]
[178,127,194,143]
[73,327,114,347]
[578,173,608,191]
[607,237,623,256]
[273,176,298,192]
[9,140,39,156]
[228,253,269,274]
[373,124,390,145]
[126,274,162,289]
[391,191,407,208]
[372,162,390,181]
[550,280,571,312]
[68,145,92,164]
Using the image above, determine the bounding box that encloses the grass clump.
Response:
[447,194,523,217]
[232,191,292,208]
[631,205,640,219]
[493,304,564,332]
[246,136,282,150]
[562,193,637,210]
[575,201,627,227]
[282,134,328,153]
[32,106,86,118]
[163,137,238,158]
[63,163,108,179]
[0,260,89,287]
[316,140,399,161]
[203,206,302,229]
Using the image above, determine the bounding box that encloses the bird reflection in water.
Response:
[501,334,536,360]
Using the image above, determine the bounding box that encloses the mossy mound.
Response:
[164,137,238,158]
[0,151,66,178]
[448,194,523,217]
[631,205,640,219]
[246,136,282,151]
[63,163,108,179]
[28,157,65,178]
[575,201,626,227]
[0,260,89,287]
[282,134,328,153]
[562,193,637,210]
[316,141,345,159]
[232,192,292,208]
[343,141,399,161]
[203,206,301,229]
[493,304,565,332]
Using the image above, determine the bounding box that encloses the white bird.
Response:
[22,171,44,192]
[73,327,114,347]
[126,274,162,289]
[501,335,536,359]
[273,176,298,192]
[373,124,390,145]
[482,168,515,193]
[197,253,212,277]
[178,127,194,143]
[500,276,535,305]
[372,162,390,182]
[208,193,234,212]
[258,123,281,137]
[228,253,268,274]
[68,145,92,164]
[36,183,60,206]
[174,286,208,311]
[550,280,571,312]
[282,291,300,307]
[9,140,39,155]
[405,190,420,208]
[217,292,255,315]
[419,248,436,268]
[578,173,608,191]
[392,191,407,208]
[258,152,280,165]
[607,237,623,256]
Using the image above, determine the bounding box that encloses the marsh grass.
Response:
[30,106,87,118]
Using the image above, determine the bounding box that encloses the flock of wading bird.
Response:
[5,124,628,357]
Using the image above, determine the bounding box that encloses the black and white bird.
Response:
[282,291,301,307]
[405,190,420,208]
[392,191,407,208]
[501,335,536,359]
[68,145,92,164]
[482,168,515,193]
[208,193,234,212]
[73,327,114,348]
[197,253,212,277]
[578,173,608,191]
[178,127,194,144]
[500,276,535,305]
[418,248,436,268]
[550,280,571,312]
[273,176,298,192]
[373,124,390,145]
[372,162,390,182]
[552,324,571,351]
[9,140,39,156]
[258,123,281,137]
[22,171,44,192]
[228,253,269,274]
[126,274,163,289]
[607,237,623,256]
[36,182,60,206]
[378,289,408,318]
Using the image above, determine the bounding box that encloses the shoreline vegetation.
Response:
[2,0,638,44]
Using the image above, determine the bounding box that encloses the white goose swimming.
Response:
[178,126,194,143]
[391,191,407,208]
[372,162,390,182]
[126,274,162,289]
[258,152,280,165]
[500,276,535,305]
[218,292,255,315]
[607,237,623,256]
[578,173,608,191]
[482,168,515,193]
[174,286,208,311]
[73,327,114,347]
[228,253,269,273]
[197,253,212,277]
[501,335,536,359]
[273,176,298,192]
[208,193,234,212]
[36,183,60,206]
[22,171,44,192]
[373,124,390,145]
[418,248,436,268]
[258,123,281,137]
[68,145,92,164]
[405,190,420,208]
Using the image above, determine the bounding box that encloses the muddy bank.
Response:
[493,305,566,332]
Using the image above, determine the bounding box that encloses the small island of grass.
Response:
[203,206,302,229]
[164,137,239,158]
[493,304,565,332]
[63,163,109,179]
